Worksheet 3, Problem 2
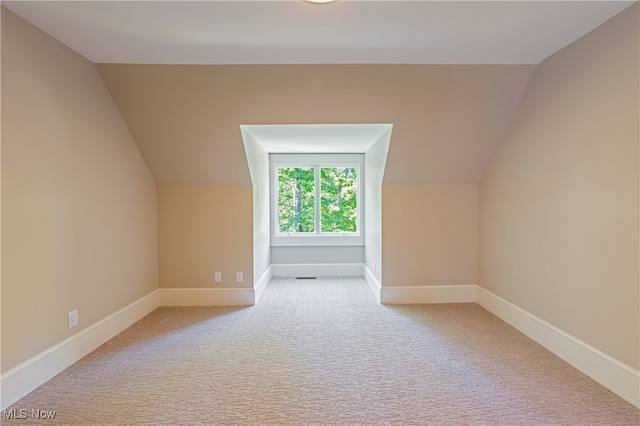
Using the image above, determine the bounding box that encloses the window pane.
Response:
[277,167,315,233]
[320,167,358,233]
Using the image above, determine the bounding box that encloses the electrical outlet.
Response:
[214,271,222,283]
[68,310,78,328]
[236,272,243,283]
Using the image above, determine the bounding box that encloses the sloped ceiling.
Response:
[97,64,535,185]
[6,1,633,186]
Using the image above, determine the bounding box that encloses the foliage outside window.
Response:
[276,166,359,235]
[277,167,316,233]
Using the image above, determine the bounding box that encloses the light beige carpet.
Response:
[4,277,639,425]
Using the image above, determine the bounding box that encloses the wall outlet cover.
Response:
[68,310,78,328]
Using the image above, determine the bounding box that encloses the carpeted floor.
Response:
[4,277,639,425]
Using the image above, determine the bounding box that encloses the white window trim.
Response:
[270,153,364,247]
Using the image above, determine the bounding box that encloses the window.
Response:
[277,166,359,233]
[270,154,363,246]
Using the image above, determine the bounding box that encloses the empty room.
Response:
[1,1,639,424]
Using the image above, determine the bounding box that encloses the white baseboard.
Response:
[380,285,476,304]
[254,265,273,304]
[159,287,255,306]
[271,263,364,278]
[476,286,640,408]
[363,265,381,303]
[1,290,160,410]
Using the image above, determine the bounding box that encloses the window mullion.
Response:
[314,166,321,234]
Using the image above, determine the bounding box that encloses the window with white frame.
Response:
[270,154,364,246]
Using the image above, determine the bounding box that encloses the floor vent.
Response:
[295,277,317,280]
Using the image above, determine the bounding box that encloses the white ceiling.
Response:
[3,1,635,65]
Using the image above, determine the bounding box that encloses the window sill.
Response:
[271,234,364,247]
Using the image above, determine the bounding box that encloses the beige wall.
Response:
[478,5,639,369]
[156,183,478,290]
[1,9,158,372]
[98,64,514,292]
[158,186,253,288]
[383,184,477,287]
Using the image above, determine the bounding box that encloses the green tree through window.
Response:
[277,166,358,234]
[320,167,357,232]
[277,167,315,232]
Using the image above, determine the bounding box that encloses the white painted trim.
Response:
[380,285,476,304]
[254,265,273,304]
[159,288,255,307]
[0,290,160,410]
[476,286,640,408]
[271,263,364,278]
[363,265,381,303]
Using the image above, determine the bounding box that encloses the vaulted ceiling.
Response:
[4,1,635,185]
[96,64,534,185]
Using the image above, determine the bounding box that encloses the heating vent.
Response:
[295,277,317,280]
